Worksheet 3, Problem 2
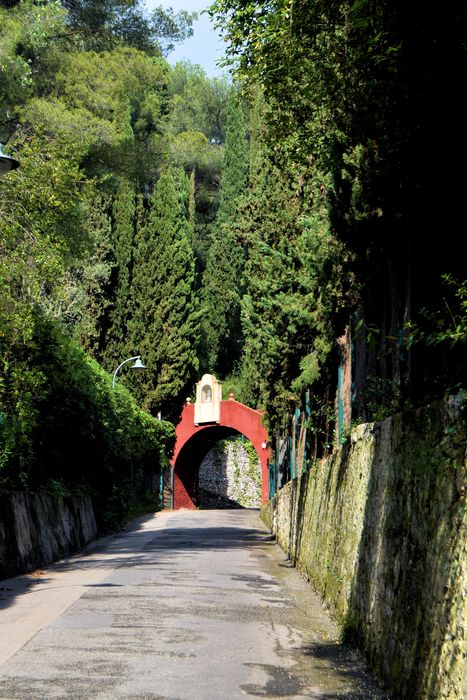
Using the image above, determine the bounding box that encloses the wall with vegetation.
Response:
[0,492,96,579]
[198,437,261,508]
[262,392,466,699]
[0,317,175,534]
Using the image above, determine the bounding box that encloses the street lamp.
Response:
[112,355,146,388]
[0,144,20,178]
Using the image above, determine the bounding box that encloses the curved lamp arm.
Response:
[112,356,144,388]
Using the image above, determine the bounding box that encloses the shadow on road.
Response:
[0,510,389,698]
[0,513,274,612]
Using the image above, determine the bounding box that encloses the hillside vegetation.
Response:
[1,0,465,517]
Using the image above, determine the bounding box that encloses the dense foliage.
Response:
[200,89,248,375]
[129,168,199,420]
[208,0,467,434]
[0,312,175,529]
[0,0,225,523]
[2,0,466,517]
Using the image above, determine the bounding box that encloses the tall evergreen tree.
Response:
[128,168,199,420]
[231,89,349,431]
[61,191,114,353]
[103,177,136,366]
[200,89,248,376]
[209,0,467,417]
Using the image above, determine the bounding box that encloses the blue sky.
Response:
[145,0,228,77]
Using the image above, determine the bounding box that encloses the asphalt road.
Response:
[0,509,387,699]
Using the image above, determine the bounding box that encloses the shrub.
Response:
[0,312,175,530]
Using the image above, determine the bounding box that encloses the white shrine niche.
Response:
[194,374,222,425]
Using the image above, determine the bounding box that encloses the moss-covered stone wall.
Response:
[198,437,262,508]
[263,392,466,699]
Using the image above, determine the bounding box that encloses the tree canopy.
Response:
[1,0,465,504]
[0,0,226,514]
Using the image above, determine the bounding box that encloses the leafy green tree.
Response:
[0,0,230,523]
[167,129,223,276]
[61,0,196,55]
[38,46,168,178]
[0,0,68,139]
[168,130,213,173]
[208,0,467,420]
[0,124,98,486]
[236,101,347,430]
[0,126,94,351]
[43,191,114,349]
[167,61,229,143]
[0,310,174,529]
[128,168,199,420]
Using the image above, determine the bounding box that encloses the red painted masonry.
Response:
[171,398,270,509]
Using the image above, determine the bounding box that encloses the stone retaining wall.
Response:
[262,393,466,699]
[199,438,262,508]
[0,492,96,579]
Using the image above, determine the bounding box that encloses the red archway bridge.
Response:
[171,375,270,509]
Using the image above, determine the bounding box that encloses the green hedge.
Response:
[0,313,175,531]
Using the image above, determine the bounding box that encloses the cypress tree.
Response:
[236,90,347,433]
[200,89,248,376]
[73,192,114,356]
[105,177,136,366]
[128,168,199,420]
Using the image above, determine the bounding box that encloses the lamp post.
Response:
[0,144,20,178]
[112,355,146,388]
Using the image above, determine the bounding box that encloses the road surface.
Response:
[0,509,387,699]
